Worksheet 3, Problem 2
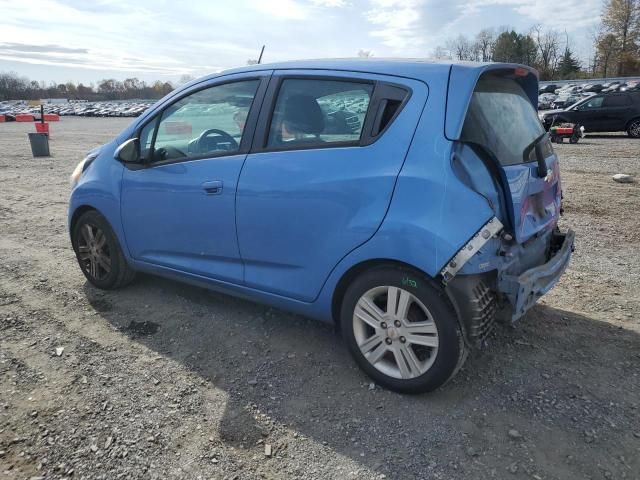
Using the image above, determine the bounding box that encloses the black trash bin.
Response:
[28,132,50,157]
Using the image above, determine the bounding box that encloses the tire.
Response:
[569,134,579,144]
[340,265,466,394]
[72,210,136,289]
[627,118,640,138]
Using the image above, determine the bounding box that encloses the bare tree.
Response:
[475,29,495,62]
[532,25,560,80]
[178,74,195,85]
[446,35,476,61]
[596,33,621,76]
[357,49,374,58]
[432,46,452,60]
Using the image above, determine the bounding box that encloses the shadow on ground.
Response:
[86,273,640,479]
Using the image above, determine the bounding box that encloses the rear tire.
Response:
[340,265,466,394]
[627,118,640,138]
[72,210,136,289]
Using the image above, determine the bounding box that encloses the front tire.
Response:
[340,266,466,393]
[627,118,640,138]
[72,210,135,289]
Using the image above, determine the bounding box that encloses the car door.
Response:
[599,94,634,131]
[236,70,429,302]
[120,74,269,283]
[571,95,605,131]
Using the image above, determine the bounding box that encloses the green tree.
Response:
[557,48,582,78]
[492,30,538,66]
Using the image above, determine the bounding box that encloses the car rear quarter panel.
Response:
[310,69,495,322]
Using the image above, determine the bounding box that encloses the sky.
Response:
[0,0,604,85]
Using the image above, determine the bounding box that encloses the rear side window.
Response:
[603,95,632,107]
[461,75,545,166]
[267,79,373,148]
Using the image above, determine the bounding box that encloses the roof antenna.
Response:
[257,45,265,64]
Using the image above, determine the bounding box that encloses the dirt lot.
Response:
[1,117,639,480]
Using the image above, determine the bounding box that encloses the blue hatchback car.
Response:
[69,59,574,393]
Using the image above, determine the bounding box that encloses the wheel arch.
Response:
[625,116,640,131]
[69,204,98,238]
[331,258,434,328]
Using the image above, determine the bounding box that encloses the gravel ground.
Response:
[1,118,639,480]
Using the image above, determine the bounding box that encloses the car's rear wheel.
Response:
[72,210,135,289]
[627,118,640,138]
[340,266,466,393]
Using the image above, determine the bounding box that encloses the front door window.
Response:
[141,80,260,163]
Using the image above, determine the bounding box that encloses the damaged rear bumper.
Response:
[499,228,575,321]
[445,228,575,346]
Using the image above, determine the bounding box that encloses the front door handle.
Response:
[202,180,223,195]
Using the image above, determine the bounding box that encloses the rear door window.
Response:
[461,75,545,166]
[602,94,632,107]
[267,79,373,149]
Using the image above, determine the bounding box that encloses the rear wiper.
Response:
[523,133,549,178]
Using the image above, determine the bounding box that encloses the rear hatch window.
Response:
[457,72,562,244]
[461,75,545,166]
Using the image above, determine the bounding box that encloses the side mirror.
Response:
[114,138,140,163]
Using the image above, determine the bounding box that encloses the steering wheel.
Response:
[155,145,187,161]
[196,128,239,153]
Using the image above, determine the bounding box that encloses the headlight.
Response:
[70,151,99,187]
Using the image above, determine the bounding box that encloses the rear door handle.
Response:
[202,180,223,195]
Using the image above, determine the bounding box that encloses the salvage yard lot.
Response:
[1,117,639,480]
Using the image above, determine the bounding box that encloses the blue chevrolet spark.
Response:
[69,59,574,393]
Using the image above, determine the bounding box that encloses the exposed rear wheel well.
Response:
[331,259,433,328]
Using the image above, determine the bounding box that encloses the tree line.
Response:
[2,0,639,100]
[0,74,197,102]
[434,27,584,80]
[434,0,639,80]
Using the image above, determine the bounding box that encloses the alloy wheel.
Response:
[352,286,439,380]
[629,120,640,138]
[77,223,111,281]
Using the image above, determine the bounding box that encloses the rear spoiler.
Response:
[444,63,539,141]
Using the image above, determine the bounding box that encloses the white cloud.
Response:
[311,0,348,6]
[0,0,604,83]
[251,0,311,19]
[365,0,427,52]
[460,0,601,32]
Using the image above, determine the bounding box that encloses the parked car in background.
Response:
[0,100,151,118]
[68,59,574,393]
[620,81,640,92]
[538,93,557,110]
[551,94,582,109]
[542,91,640,137]
[539,84,558,93]
[581,83,603,93]
[600,81,620,91]
[555,85,581,95]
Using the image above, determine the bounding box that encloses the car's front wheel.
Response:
[72,210,135,289]
[340,266,466,393]
[627,118,640,138]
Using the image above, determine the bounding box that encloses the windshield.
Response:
[461,75,545,166]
